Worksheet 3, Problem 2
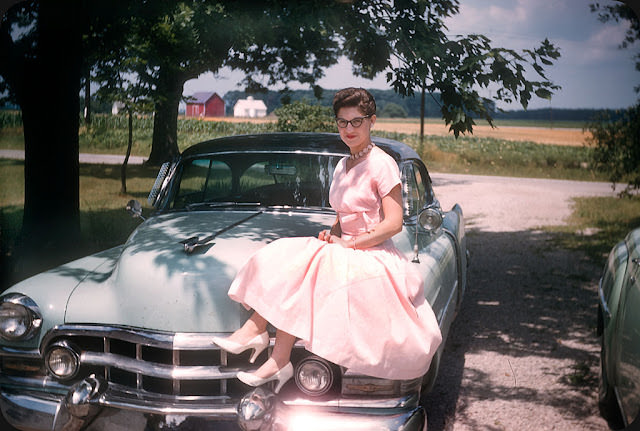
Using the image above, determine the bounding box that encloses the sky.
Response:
[183,0,638,111]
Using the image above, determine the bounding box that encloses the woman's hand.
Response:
[318,229,332,242]
[318,230,351,248]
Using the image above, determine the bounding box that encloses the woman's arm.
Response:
[329,184,403,249]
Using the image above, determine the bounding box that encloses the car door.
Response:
[617,231,640,426]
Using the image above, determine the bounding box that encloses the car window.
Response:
[170,153,340,209]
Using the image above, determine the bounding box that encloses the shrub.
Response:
[273,101,335,132]
[587,104,640,196]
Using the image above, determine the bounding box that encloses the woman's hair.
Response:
[332,88,376,117]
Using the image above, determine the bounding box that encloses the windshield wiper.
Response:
[185,202,261,211]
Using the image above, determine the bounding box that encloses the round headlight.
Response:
[294,357,334,397]
[45,341,80,380]
[0,294,42,341]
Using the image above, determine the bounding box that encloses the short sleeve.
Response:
[374,150,401,198]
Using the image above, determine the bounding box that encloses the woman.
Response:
[212,88,441,393]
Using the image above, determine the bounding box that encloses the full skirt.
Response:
[228,237,442,380]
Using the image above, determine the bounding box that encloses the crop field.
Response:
[201,116,590,147]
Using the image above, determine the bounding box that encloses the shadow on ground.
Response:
[422,228,605,430]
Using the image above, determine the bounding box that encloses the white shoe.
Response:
[236,362,294,394]
[211,332,269,364]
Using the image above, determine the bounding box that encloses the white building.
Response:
[233,96,267,118]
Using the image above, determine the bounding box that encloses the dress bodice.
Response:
[329,147,401,237]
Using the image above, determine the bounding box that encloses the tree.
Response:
[131,1,344,165]
[94,71,153,194]
[588,2,639,195]
[379,102,408,118]
[0,2,84,271]
[0,1,138,275]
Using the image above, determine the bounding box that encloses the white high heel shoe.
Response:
[211,332,269,364]
[236,362,294,394]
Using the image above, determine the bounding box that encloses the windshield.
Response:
[167,152,342,210]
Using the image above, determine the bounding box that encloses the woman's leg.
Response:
[225,312,268,343]
[251,329,296,378]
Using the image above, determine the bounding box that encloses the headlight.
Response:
[0,293,43,341]
[45,341,80,380]
[294,356,335,397]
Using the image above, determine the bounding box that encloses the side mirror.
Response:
[417,207,443,233]
[126,199,145,220]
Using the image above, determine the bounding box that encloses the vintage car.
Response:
[598,227,640,429]
[0,132,467,431]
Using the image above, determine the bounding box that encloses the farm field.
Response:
[203,116,590,147]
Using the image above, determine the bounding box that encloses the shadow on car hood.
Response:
[64,210,334,333]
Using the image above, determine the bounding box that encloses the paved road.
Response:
[0,149,147,165]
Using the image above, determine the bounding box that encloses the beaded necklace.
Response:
[349,142,374,160]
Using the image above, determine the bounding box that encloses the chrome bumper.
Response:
[0,375,427,431]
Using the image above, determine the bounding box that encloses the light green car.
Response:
[598,227,640,429]
[0,133,467,431]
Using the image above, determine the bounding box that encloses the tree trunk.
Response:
[121,107,133,194]
[147,70,184,166]
[17,2,83,274]
[419,83,426,156]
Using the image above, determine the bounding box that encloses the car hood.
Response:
[65,209,334,333]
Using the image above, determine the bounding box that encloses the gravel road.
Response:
[423,173,623,430]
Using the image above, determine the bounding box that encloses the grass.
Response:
[545,195,640,263]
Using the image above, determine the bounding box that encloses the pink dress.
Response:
[228,147,442,380]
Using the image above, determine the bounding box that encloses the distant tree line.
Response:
[222,88,621,122]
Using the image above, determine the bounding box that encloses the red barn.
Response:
[185,92,225,117]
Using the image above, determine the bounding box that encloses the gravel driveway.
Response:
[423,173,623,431]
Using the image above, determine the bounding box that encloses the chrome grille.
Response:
[42,325,263,398]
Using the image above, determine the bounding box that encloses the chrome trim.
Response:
[0,345,40,358]
[283,393,420,409]
[184,149,347,159]
[598,277,612,319]
[0,374,71,395]
[80,351,238,380]
[0,389,426,431]
[42,325,226,352]
[443,226,465,306]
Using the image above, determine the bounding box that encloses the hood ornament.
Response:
[180,235,216,254]
[179,211,264,255]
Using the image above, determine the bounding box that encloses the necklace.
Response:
[350,142,374,160]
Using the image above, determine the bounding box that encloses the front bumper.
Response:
[0,376,426,431]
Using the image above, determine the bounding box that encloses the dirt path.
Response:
[422,174,621,430]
